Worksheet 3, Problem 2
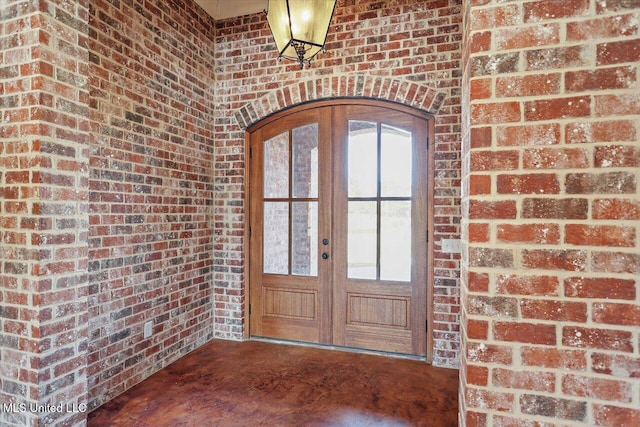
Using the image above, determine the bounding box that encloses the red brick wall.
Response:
[461,0,640,425]
[86,0,216,409]
[7,0,638,423]
[3,0,464,420]
[1,0,90,425]
[215,0,463,368]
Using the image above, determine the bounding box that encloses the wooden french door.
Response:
[248,100,432,357]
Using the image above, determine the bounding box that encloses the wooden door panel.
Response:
[261,275,319,322]
[347,293,410,328]
[264,288,317,319]
[259,316,320,342]
[343,326,413,355]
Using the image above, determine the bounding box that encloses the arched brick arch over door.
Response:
[233,75,447,129]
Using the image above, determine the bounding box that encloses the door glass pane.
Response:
[292,202,318,276]
[264,131,289,198]
[348,201,377,279]
[292,124,319,199]
[380,201,411,282]
[381,125,412,197]
[348,121,378,198]
[264,202,289,274]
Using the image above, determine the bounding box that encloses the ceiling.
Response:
[194,0,268,20]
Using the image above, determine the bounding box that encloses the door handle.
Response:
[322,253,329,260]
[322,238,329,245]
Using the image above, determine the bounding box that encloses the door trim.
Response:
[244,98,435,362]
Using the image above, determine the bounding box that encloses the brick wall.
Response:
[5,0,637,423]
[461,0,640,425]
[1,0,90,425]
[3,0,464,421]
[86,0,216,410]
[215,0,463,368]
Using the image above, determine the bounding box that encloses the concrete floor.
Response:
[88,339,459,426]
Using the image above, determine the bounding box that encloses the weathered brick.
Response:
[520,394,586,421]
[525,45,590,71]
[467,271,490,293]
[522,198,588,219]
[597,39,640,66]
[566,120,637,144]
[592,302,640,326]
[521,347,587,370]
[562,374,632,402]
[496,275,560,296]
[467,343,513,365]
[467,388,514,412]
[469,247,515,268]
[524,96,591,121]
[566,66,636,92]
[592,251,640,274]
[565,224,636,247]
[467,319,489,340]
[469,32,491,54]
[562,326,633,352]
[568,14,639,40]
[470,77,491,99]
[497,174,560,194]
[466,365,489,386]
[470,4,521,31]
[520,299,587,322]
[493,368,555,392]
[521,249,587,271]
[495,24,560,50]
[497,123,560,146]
[596,93,640,116]
[83,0,217,414]
[468,222,489,242]
[464,1,638,424]
[525,147,590,169]
[497,223,560,244]
[467,296,518,318]
[465,411,488,427]
[591,353,640,377]
[564,277,636,300]
[524,0,590,22]
[471,101,521,124]
[469,200,517,219]
[470,126,492,149]
[593,405,640,427]
[595,145,640,168]
[565,172,636,194]
[493,322,557,345]
[469,175,491,195]
[496,73,561,98]
[592,198,640,220]
[471,150,519,171]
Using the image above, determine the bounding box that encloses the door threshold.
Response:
[250,337,428,362]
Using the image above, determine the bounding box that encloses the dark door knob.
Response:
[322,238,329,245]
[322,253,329,260]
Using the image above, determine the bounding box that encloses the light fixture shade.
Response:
[266,0,337,68]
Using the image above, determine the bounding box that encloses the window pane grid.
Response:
[347,120,412,282]
[263,124,319,277]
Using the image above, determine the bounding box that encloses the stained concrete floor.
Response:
[88,339,459,426]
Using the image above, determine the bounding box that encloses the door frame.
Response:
[244,98,435,362]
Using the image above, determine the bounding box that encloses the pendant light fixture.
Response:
[266,0,337,69]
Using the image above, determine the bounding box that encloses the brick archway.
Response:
[233,75,447,129]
